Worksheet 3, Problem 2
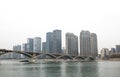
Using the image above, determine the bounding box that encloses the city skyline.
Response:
[2,29,120,53]
[12,30,98,56]
[1,0,120,52]
[0,1,120,77]
[2,29,120,54]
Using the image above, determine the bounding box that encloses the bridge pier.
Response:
[32,53,37,58]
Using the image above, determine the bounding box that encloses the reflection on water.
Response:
[98,61,120,77]
[60,61,98,77]
[61,61,66,77]
[80,62,98,77]
[0,60,120,77]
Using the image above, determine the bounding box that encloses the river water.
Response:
[0,60,120,77]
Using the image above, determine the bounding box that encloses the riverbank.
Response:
[1,58,120,63]
[95,58,120,62]
[108,58,120,61]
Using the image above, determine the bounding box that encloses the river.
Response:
[0,60,120,77]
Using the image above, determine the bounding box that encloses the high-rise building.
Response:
[80,30,98,57]
[80,30,91,56]
[42,42,46,53]
[27,38,33,52]
[22,43,27,51]
[53,30,62,53]
[66,33,78,56]
[90,33,98,57]
[13,45,21,58]
[46,32,54,53]
[46,29,62,54]
[116,45,120,53]
[33,37,41,52]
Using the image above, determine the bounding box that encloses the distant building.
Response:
[80,30,98,57]
[110,48,116,55]
[62,47,66,54]
[13,45,21,59]
[66,33,78,56]
[53,30,62,53]
[27,38,33,52]
[100,48,109,59]
[46,29,62,54]
[46,32,54,53]
[116,45,120,53]
[33,37,41,52]
[80,30,91,56]
[42,42,46,53]
[90,33,98,57]
[13,45,21,51]
[111,48,116,52]
[22,43,27,58]
[22,43,27,51]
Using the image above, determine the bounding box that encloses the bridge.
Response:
[0,49,95,60]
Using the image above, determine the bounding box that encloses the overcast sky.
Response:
[0,0,120,52]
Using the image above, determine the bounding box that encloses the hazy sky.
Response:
[0,0,120,52]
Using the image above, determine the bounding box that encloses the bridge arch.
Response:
[74,56,86,59]
[57,55,73,59]
[87,56,95,60]
[34,53,57,59]
[0,50,32,58]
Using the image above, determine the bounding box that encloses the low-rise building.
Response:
[100,48,109,59]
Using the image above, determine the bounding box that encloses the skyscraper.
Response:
[80,30,91,56]
[27,38,33,52]
[53,30,62,53]
[46,29,62,54]
[33,37,41,52]
[46,32,54,53]
[42,42,46,53]
[66,33,78,56]
[80,30,98,57]
[90,33,98,57]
